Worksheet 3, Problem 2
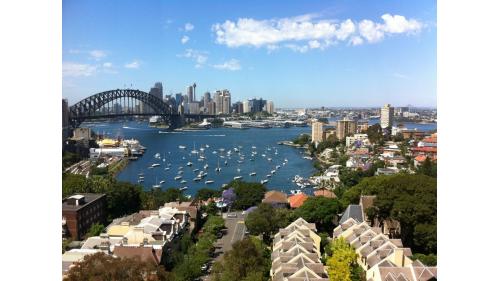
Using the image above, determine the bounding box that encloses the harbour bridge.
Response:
[68,89,215,129]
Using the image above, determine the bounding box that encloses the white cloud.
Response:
[62,62,97,77]
[124,60,140,69]
[212,59,241,71]
[184,23,194,31]
[102,62,112,68]
[89,50,107,60]
[181,35,190,44]
[212,13,423,51]
[393,72,409,79]
[178,49,208,68]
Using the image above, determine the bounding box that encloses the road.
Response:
[201,211,247,280]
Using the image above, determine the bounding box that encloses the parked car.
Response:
[227,213,237,218]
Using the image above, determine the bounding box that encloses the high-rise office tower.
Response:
[311,121,325,144]
[150,82,163,100]
[336,118,357,140]
[243,100,250,113]
[187,85,194,103]
[175,93,183,106]
[265,101,275,114]
[203,92,210,108]
[222,90,231,114]
[380,104,394,129]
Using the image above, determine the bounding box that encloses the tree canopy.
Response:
[64,252,172,281]
[245,203,296,243]
[225,181,267,210]
[294,196,343,233]
[326,237,364,281]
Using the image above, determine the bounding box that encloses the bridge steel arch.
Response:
[69,89,176,127]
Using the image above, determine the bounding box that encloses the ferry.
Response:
[234,176,243,180]
[174,176,182,180]
[179,145,186,149]
[205,180,215,184]
[249,172,257,176]
[151,163,160,167]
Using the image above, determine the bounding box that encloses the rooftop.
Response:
[339,204,363,224]
[62,193,106,211]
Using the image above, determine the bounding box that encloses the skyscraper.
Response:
[336,118,357,140]
[265,101,275,114]
[243,100,250,113]
[150,82,163,100]
[187,85,194,103]
[222,90,231,114]
[203,92,210,108]
[175,93,183,106]
[192,83,196,102]
[380,104,394,129]
[311,122,324,144]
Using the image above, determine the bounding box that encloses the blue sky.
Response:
[62,0,436,108]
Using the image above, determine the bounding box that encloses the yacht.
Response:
[261,179,268,184]
[186,162,193,166]
[233,176,243,180]
[180,186,188,191]
[152,178,161,189]
[215,159,222,173]
[178,166,183,170]
[137,179,144,183]
[251,146,256,149]
[138,172,144,176]
[205,180,215,184]
[276,165,281,169]
[267,174,272,178]
[193,168,200,173]
[179,145,186,149]
[249,172,257,176]
[237,160,243,164]
[164,167,170,171]
[154,153,161,159]
[174,175,182,180]
[193,177,202,182]
[151,163,160,167]
[212,151,217,154]
[267,158,272,161]
[180,180,187,184]
[271,170,276,174]
[178,170,183,175]
[205,144,210,148]
[203,164,209,170]
[224,160,228,166]
[159,180,165,184]
[237,168,241,173]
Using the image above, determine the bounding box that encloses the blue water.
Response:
[83,121,316,195]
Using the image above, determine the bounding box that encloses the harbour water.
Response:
[83,120,436,196]
[84,121,316,195]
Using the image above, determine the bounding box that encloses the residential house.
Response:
[263,190,289,208]
[270,218,329,281]
[288,193,309,209]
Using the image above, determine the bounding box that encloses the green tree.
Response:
[416,157,437,178]
[326,238,364,281]
[211,238,268,281]
[195,188,221,201]
[411,253,437,266]
[85,223,105,239]
[294,197,342,233]
[366,124,383,144]
[226,181,267,210]
[64,252,173,281]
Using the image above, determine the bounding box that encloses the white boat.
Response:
[180,180,187,184]
[249,172,257,176]
[237,160,243,164]
[164,167,170,171]
[261,179,268,184]
[224,160,228,166]
[212,151,217,154]
[215,159,221,173]
[205,180,214,184]
[271,170,276,174]
[174,176,182,180]
[159,180,165,184]
[154,153,161,159]
[178,171,183,174]
[234,176,243,180]
[252,146,256,149]
[178,166,183,170]
[267,158,272,161]
[152,177,161,189]
[186,162,193,166]
[233,148,239,152]
[180,186,188,191]
[237,168,241,173]
[262,154,266,157]
[137,179,144,183]
[267,174,272,178]
[138,172,144,176]
[179,145,186,149]
[151,163,160,167]
[284,158,288,162]
[193,168,200,173]
[205,144,210,148]
[276,165,281,169]
[203,164,209,170]
[193,177,202,182]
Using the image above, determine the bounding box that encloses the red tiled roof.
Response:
[288,193,309,208]
[411,147,437,153]
[414,155,427,162]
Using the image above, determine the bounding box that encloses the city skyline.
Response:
[63,0,436,107]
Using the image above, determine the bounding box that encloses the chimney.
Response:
[393,248,405,267]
